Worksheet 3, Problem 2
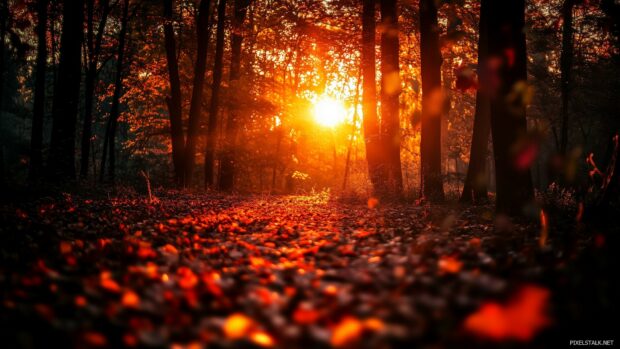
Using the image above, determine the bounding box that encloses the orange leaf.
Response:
[122,290,140,308]
[331,317,363,347]
[438,256,462,274]
[464,285,550,341]
[223,313,254,339]
[250,331,274,347]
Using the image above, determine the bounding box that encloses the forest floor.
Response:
[0,189,616,348]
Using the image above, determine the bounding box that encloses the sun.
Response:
[313,96,347,128]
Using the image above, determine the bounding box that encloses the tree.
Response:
[205,0,227,188]
[487,0,534,215]
[419,0,445,202]
[183,0,212,187]
[460,0,490,204]
[380,0,402,196]
[219,0,251,191]
[362,0,382,195]
[100,0,130,183]
[163,0,186,185]
[80,0,112,178]
[29,0,48,181]
[48,0,85,181]
[559,0,575,156]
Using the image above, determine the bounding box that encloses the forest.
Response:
[0,0,619,347]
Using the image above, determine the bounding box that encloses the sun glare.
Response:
[313,97,347,128]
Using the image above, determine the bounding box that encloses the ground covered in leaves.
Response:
[0,190,616,348]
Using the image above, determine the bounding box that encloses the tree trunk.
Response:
[100,0,129,183]
[219,0,250,191]
[205,0,227,188]
[362,0,383,195]
[49,0,84,181]
[29,0,48,181]
[559,0,575,156]
[487,0,534,215]
[419,0,445,202]
[183,0,212,188]
[380,0,403,197]
[163,0,185,186]
[80,0,111,178]
[460,0,490,204]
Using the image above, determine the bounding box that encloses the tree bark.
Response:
[219,0,250,191]
[559,0,575,156]
[163,0,185,186]
[183,0,212,188]
[100,0,129,183]
[29,0,48,181]
[362,0,383,195]
[380,0,403,197]
[460,0,490,204]
[80,0,111,178]
[487,0,534,215]
[49,0,84,181]
[205,0,227,188]
[420,0,445,202]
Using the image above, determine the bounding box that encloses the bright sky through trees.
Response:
[313,96,347,128]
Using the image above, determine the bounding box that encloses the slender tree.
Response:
[100,0,129,183]
[48,0,85,180]
[559,0,575,156]
[380,0,402,196]
[487,0,534,215]
[219,0,251,191]
[419,0,445,202]
[80,0,112,178]
[362,0,382,194]
[163,0,185,185]
[460,0,490,204]
[29,0,49,181]
[183,0,212,187]
[205,0,227,188]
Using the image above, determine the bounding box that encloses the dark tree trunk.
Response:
[419,0,445,202]
[80,0,111,178]
[0,0,6,185]
[560,0,575,156]
[219,0,250,191]
[380,0,402,197]
[362,0,383,194]
[487,0,534,215]
[163,0,185,186]
[29,0,48,181]
[183,0,212,188]
[100,0,129,183]
[49,0,84,181]
[205,0,227,188]
[460,0,490,204]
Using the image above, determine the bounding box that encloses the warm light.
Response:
[313,96,346,128]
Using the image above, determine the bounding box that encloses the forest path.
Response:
[0,191,612,348]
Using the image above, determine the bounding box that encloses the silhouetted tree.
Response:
[559,0,575,156]
[219,0,251,191]
[29,0,48,181]
[380,0,402,196]
[362,0,382,195]
[163,0,186,185]
[460,0,490,204]
[49,0,85,180]
[80,0,112,178]
[487,0,534,215]
[419,0,445,202]
[100,0,130,183]
[205,0,227,188]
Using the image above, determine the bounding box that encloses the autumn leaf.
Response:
[464,285,551,341]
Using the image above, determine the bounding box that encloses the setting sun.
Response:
[313,97,347,128]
